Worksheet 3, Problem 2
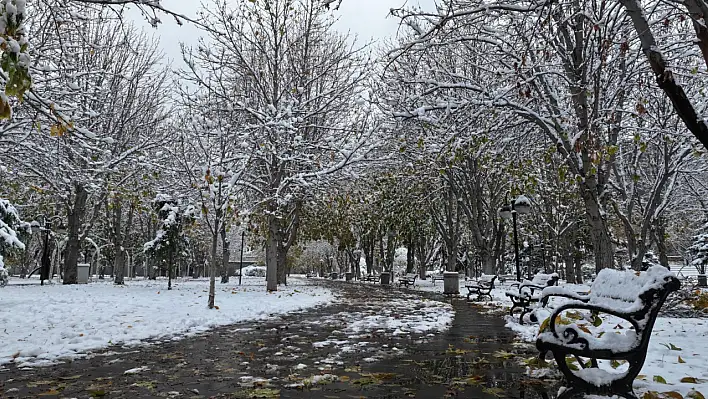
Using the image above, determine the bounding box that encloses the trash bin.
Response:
[443,271,460,296]
[77,263,90,284]
[345,272,354,282]
[380,271,390,285]
[330,272,338,280]
[699,274,707,287]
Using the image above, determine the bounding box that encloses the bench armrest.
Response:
[548,302,640,340]
[520,282,548,291]
[540,287,590,306]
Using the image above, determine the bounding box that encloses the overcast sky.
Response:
[132,0,436,66]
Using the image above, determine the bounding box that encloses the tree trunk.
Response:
[114,248,126,285]
[113,198,125,285]
[580,182,614,272]
[363,235,374,275]
[208,230,218,308]
[653,219,670,268]
[265,215,279,292]
[574,249,584,284]
[385,229,396,272]
[64,184,88,285]
[406,232,415,274]
[277,242,288,286]
[481,251,495,276]
[168,246,173,290]
[417,237,428,279]
[220,224,230,284]
[631,242,648,271]
[564,252,575,284]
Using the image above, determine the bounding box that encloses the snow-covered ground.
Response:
[0,277,333,367]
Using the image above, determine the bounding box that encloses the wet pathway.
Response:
[0,280,557,398]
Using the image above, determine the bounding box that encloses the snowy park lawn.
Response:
[0,277,333,367]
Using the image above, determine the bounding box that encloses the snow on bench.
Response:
[535,266,680,399]
[464,274,497,301]
[505,272,559,324]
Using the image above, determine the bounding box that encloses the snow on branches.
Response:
[0,0,31,118]
[690,222,708,272]
[0,197,29,268]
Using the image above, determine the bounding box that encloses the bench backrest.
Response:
[404,273,417,280]
[588,266,680,320]
[479,274,496,283]
[529,272,559,286]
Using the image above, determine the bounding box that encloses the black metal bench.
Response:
[505,272,559,324]
[464,274,497,301]
[362,274,380,283]
[397,273,417,288]
[498,274,516,285]
[536,266,680,399]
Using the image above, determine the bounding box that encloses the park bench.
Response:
[431,273,445,284]
[397,273,417,288]
[498,274,516,285]
[362,274,380,283]
[535,266,680,399]
[464,274,498,301]
[505,272,559,323]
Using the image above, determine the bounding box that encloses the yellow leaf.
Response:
[653,375,667,384]
[681,377,699,384]
[539,317,550,333]
[678,356,686,363]
[663,392,685,399]
[643,392,661,399]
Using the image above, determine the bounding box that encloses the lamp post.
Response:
[499,195,532,282]
[31,215,65,286]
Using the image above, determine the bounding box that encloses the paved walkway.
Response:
[0,280,557,398]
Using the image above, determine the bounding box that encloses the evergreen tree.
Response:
[690,222,708,276]
[143,194,196,290]
[0,198,29,269]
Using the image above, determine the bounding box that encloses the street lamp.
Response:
[499,195,532,282]
[31,215,65,286]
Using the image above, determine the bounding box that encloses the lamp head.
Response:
[514,195,532,215]
[499,205,513,220]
